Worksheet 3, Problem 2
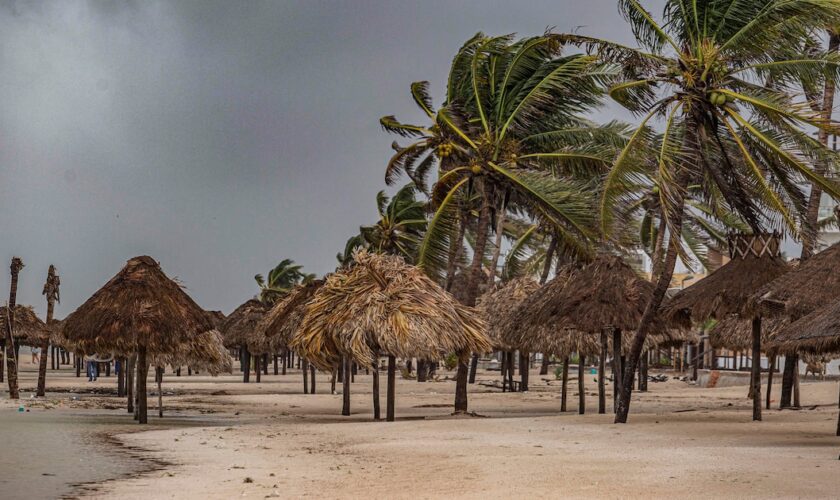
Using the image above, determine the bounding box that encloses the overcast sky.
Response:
[0,0,662,318]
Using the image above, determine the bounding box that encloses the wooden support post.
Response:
[281,350,287,375]
[506,351,514,393]
[127,355,135,414]
[387,355,396,422]
[242,350,250,383]
[156,367,164,418]
[598,330,607,414]
[751,316,762,421]
[341,356,351,416]
[372,355,380,420]
[561,356,569,412]
[137,347,148,424]
[117,358,125,397]
[309,364,316,394]
[520,351,529,391]
[274,354,278,375]
[302,359,308,394]
[255,354,261,383]
[578,356,586,415]
[766,353,775,410]
[612,328,622,410]
[468,354,479,384]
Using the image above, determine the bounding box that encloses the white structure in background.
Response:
[817,194,839,249]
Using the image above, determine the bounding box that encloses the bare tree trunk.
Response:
[561,356,569,412]
[387,355,396,422]
[444,211,468,292]
[37,266,58,397]
[468,354,479,384]
[5,257,23,399]
[137,346,148,424]
[341,356,351,416]
[372,355,380,420]
[539,235,558,285]
[639,352,649,392]
[751,316,762,421]
[598,330,607,414]
[578,356,586,415]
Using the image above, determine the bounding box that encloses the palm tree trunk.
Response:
[468,354,479,384]
[386,355,396,422]
[751,316,762,421]
[5,257,23,399]
[650,216,668,280]
[136,346,148,424]
[37,266,58,397]
[455,180,494,413]
[540,235,558,284]
[561,356,569,412]
[444,212,468,292]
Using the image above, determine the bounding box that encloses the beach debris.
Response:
[243,477,254,483]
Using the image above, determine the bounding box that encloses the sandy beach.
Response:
[3,358,838,500]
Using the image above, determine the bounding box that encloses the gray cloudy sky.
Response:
[0,0,653,318]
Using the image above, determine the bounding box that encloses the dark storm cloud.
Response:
[0,0,650,317]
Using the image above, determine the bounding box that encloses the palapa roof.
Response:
[766,297,840,354]
[477,277,541,350]
[150,329,232,374]
[220,299,267,348]
[251,280,324,355]
[664,233,789,327]
[0,305,50,345]
[753,240,840,320]
[206,310,226,329]
[63,256,215,358]
[291,250,490,371]
[708,314,788,351]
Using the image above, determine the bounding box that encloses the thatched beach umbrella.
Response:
[292,251,490,421]
[221,299,268,382]
[254,280,324,394]
[507,255,666,415]
[63,256,216,424]
[1,305,50,347]
[663,232,789,421]
[477,277,540,392]
[753,239,840,409]
[766,297,840,436]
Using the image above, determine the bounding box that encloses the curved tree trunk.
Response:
[5,257,23,399]
[37,266,58,397]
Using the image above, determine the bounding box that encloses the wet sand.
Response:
[3,361,839,499]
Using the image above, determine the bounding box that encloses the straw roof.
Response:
[708,314,789,351]
[252,280,324,355]
[292,250,490,371]
[752,240,840,320]
[63,256,215,358]
[663,247,789,329]
[476,277,541,350]
[150,329,232,374]
[220,299,267,348]
[206,310,226,329]
[0,305,50,346]
[767,297,840,354]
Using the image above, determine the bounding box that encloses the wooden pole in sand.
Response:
[309,364,316,394]
[281,349,287,375]
[274,354,278,375]
[836,381,839,436]
[750,316,762,421]
[302,358,308,394]
[242,349,250,383]
[386,355,396,422]
[341,356,351,416]
[117,357,125,397]
[766,352,775,410]
[561,356,569,412]
[372,355,380,420]
[156,367,164,418]
[598,330,607,414]
[506,351,514,392]
[137,346,148,424]
[127,355,135,414]
[612,329,622,410]
[255,355,261,383]
[578,355,586,415]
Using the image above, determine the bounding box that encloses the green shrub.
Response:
[444,352,458,371]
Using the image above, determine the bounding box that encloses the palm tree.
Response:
[5,257,23,399]
[589,0,840,423]
[254,259,315,305]
[36,265,60,397]
[384,33,625,412]
[359,184,427,262]
[336,234,367,268]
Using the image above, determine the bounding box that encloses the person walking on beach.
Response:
[85,356,98,382]
[31,346,41,365]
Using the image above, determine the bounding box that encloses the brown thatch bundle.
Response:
[752,240,840,319]
[766,297,840,354]
[647,328,700,349]
[664,234,789,328]
[150,329,232,374]
[252,280,324,355]
[220,299,267,349]
[476,277,540,350]
[63,256,215,358]
[709,315,788,351]
[0,305,50,346]
[292,250,490,371]
[206,310,226,329]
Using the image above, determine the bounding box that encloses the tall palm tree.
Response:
[336,234,367,268]
[359,184,427,262]
[589,0,840,423]
[254,259,315,305]
[36,265,59,397]
[5,257,24,399]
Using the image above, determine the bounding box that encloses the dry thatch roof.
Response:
[0,305,50,345]
[252,280,324,355]
[752,241,840,320]
[291,251,490,371]
[708,314,788,351]
[477,277,541,350]
[220,299,266,348]
[206,310,226,329]
[150,329,232,374]
[663,252,789,329]
[63,256,215,358]
[766,297,840,354]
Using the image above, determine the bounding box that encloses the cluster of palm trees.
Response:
[335,1,840,423]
